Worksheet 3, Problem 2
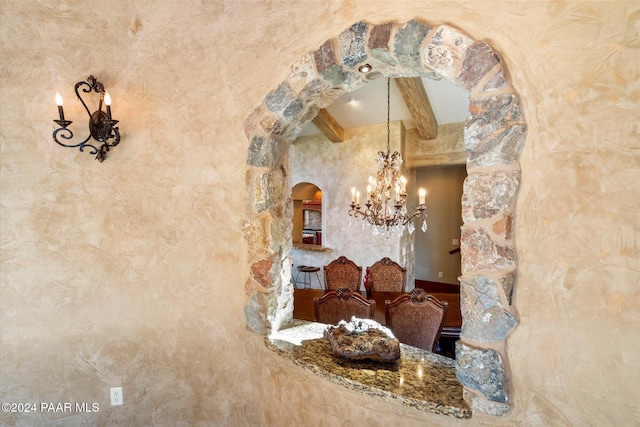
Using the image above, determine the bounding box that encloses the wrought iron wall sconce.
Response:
[53,75,120,162]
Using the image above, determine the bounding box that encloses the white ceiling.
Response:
[299,77,470,137]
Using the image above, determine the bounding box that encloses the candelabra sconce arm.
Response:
[52,75,121,162]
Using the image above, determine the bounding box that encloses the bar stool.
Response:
[296,265,321,289]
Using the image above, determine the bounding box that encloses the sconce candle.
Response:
[419,188,426,205]
[55,92,65,121]
[104,91,112,119]
[51,75,120,162]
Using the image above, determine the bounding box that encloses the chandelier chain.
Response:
[386,78,391,154]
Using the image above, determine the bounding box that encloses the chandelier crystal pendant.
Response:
[348,78,428,236]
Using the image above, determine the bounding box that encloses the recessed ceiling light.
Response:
[358,64,372,73]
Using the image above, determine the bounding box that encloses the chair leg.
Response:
[295,271,303,288]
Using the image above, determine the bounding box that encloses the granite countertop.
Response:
[267,321,471,419]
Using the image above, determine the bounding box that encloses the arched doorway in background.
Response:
[291,182,323,246]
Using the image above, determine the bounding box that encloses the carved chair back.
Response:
[323,256,362,291]
[314,288,376,325]
[385,288,448,352]
[369,257,406,292]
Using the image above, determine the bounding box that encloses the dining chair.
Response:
[313,288,376,325]
[385,288,448,352]
[369,257,406,292]
[323,256,362,291]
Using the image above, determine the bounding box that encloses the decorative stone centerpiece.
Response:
[324,317,400,362]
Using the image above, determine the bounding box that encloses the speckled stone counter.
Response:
[267,321,471,419]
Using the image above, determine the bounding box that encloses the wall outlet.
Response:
[452,238,460,245]
[438,272,443,278]
[110,387,123,406]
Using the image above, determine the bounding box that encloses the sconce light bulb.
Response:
[55,92,63,106]
[104,91,111,106]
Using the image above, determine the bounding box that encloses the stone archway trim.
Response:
[242,20,526,416]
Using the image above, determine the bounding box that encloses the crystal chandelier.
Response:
[348,78,428,236]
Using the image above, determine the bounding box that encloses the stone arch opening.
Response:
[242,20,526,416]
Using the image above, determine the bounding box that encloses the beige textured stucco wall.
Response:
[1,1,638,426]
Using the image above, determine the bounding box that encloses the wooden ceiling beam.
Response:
[312,108,345,143]
[396,77,438,140]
